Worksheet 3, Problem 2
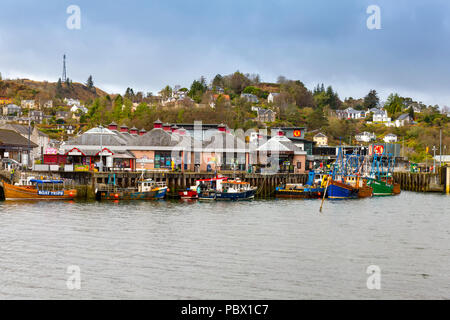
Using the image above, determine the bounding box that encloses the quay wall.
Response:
[1,168,449,200]
[392,168,447,193]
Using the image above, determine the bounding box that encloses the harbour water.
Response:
[0,192,449,299]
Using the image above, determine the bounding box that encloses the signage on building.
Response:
[45,148,58,155]
[293,130,302,137]
[373,145,385,155]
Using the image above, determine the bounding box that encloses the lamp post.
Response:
[99,125,103,172]
[432,146,437,173]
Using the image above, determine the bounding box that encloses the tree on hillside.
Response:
[188,78,207,103]
[160,85,172,100]
[408,106,415,120]
[280,80,314,108]
[212,74,223,88]
[363,90,379,109]
[224,71,251,94]
[125,87,135,100]
[384,93,404,116]
[86,75,94,89]
[307,106,328,130]
[56,78,63,97]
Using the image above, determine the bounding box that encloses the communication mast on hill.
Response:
[62,54,67,82]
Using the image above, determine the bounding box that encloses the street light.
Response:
[99,125,103,172]
[432,146,437,173]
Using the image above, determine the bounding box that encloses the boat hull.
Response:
[96,187,167,201]
[199,189,256,201]
[326,180,359,199]
[275,187,324,199]
[357,185,373,198]
[367,179,395,196]
[2,182,76,200]
[178,190,198,199]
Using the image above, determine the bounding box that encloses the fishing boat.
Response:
[326,148,364,200]
[178,188,198,200]
[366,153,401,196]
[275,171,327,199]
[95,174,168,200]
[197,176,256,201]
[326,178,359,199]
[2,178,77,200]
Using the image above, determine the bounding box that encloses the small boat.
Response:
[275,171,327,199]
[178,188,198,200]
[96,174,168,200]
[2,178,77,200]
[326,178,359,199]
[197,176,256,201]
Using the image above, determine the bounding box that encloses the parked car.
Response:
[1,158,21,170]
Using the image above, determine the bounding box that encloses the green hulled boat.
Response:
[366,178,394,196]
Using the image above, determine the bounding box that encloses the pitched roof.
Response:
[0,129,37,148]
[257,135,305,154]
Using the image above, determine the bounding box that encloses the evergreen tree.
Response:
[86,75,94,89]
[363,90,379,109]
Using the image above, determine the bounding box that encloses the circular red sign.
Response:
[293,130,301,137]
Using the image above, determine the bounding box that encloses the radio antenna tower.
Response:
[62,54,67,82]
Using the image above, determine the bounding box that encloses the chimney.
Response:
[153,119,163,129]
[218,123,226,132]
[120,124,129,133]
[163,123,172,132]
[108,121,118,131]
[130,127,138,135]
[139,128,147,136]
[171,124,179,133]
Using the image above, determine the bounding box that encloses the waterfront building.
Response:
[0,123,49,163]
[257,130,307,174]
[0,129,37,166]
[313,132,328,146]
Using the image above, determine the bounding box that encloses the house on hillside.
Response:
[241,93,259,103]
[257,108,276,123]
[267,92,280,103]
[30,110,44,124]
[383,133,398,143]
[3,104,22,116]
[313,133,328,146]
[21,100,36,109]
[336,107,366,120]
[372,109,391,123]
[64,98,81,106]
[395,114,413,127]
[355,131,376,143]
[42,100,53,109]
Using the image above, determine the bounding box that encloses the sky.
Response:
[0,0,449,107]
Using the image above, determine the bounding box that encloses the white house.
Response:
[64,98,81,106]
[267,92,280,103]
[395,114,413,127]
[372,109,391,123]
[355,131,376,143]
[383,133,398,143]
[21,100,36,109]
[70,105,88,113]
[336,107,366,119]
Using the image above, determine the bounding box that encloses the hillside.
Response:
[0,78,108,104]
